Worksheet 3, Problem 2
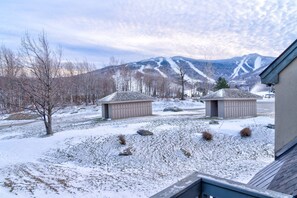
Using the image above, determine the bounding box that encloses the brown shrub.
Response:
[202,131,213,141]
[118,134,126,145]
[240,127,252,137]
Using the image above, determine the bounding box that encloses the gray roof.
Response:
[100,91,153,104]
[249,144,297,196]
[201,88,261,100]
[260,39,297,85]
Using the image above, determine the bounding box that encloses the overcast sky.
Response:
[0,0,296,67]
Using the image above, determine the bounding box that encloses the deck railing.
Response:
[151,172,292,198]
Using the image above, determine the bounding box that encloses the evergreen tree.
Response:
[214,77,229,90]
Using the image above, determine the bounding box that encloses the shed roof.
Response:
[201,88,261,100]
[249,143,297,196]
[100,91,153,104]
[260,39,297,85]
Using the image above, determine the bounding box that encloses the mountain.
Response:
[96,53,275,88]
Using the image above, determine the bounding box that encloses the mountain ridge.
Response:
[96,53,275,88]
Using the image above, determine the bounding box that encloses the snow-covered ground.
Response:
[0,99,275,197]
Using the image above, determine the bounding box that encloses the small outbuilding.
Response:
[100,91,153,119]
[201,88,261,119]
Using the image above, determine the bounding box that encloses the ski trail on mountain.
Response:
[155,58,168,78]
[184,60,215,83]
[166,57,199,82]
[254,57,262,71]
[231,57,249,78]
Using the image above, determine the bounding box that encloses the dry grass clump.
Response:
[240,127,252,137]
[202,131,213,141]
[118,134,126,145]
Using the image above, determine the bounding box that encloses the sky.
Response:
[0,0,296,67]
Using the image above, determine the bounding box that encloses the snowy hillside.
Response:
[0,100,276,197]
[97,54,274,87]
[230,54,273,79]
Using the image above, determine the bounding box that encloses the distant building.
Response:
[249,39,297,196]
[264,93,275,98]
[100,91,153,119]
[201,88,261,119]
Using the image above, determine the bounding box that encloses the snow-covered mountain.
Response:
[98,53,275,87]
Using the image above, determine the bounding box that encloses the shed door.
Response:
[104,104,109,119]
[211,101,218,117]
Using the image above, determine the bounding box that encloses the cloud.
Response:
[0,0,296,66]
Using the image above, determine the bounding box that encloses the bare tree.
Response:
[179,67,186,100]
[134,71,144,93]
[20,32,63,136]
[0,46,23,112]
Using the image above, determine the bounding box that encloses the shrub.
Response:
[240,127,252,137]
[118,134,126,145]
[202,131,213,141]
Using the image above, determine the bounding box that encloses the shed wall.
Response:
[275,58,297,153]
[109,101,152,119]
[205,101,211,117]
[223,100,256,118]
[218,101,225,118]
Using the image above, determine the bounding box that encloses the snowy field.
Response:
[0,99,275,197]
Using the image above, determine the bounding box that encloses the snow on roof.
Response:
[201,88,262,100]
[100,91,154,103]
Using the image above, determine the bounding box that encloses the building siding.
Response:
[224,100,256,118]
[275,58,297,153]
[102,101,152,119]
[205,99,256,119]
[205,101,211,117]
[218,100,225,118]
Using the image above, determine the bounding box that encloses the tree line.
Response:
[0,32,230,135]
[0,33,187,134]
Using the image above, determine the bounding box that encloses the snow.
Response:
[250,83,275,102]
[231,55,263,78]
[244,58,254,70]
[254,56,262,70]
[166,57,198,82]
[0,99,276,197]
[154,67,167,78]
[184,60,215,83]
[231,57,249,78]
[152,99,204,111]
[209,116,274,136]
[138,65,145,74]
[154,58,168,78]
[166,57,181,73]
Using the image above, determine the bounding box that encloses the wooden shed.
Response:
[100,91,153,119]
[201,88,261,119]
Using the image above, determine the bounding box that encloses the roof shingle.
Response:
[100,91,153,103]
[201,88,261,100]
[249,144,297,196]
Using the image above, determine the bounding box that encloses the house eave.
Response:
[261,75,279,85]
[260,39,297,85]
